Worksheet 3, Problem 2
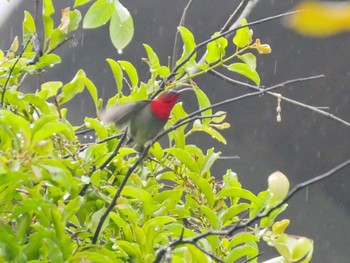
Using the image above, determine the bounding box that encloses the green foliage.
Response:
[83,0,134,50]
[0,1,312,263]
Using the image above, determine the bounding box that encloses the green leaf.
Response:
[142,216,177,245]
[149,141,164,161]
[40,81,63,99]
[43,0,54,45]
[166,148,200,174]
[62,196,84,225]
[186,244,211,262]
[0,109,31,150]
[292,237,313,262]
[201,148,220,175]
[193,86,212,126]
[166,103,188,149]
[83,0,114,29]
[119,60,139,88]
[221,203,251,226]
[58,70,85,104]
[85,117,108,140]
[211,111,227,123]
[34,53,61,70]
[233,19,251,48]
[227,243,259,263]
[31,121,72,146]
[238,53,257,70]
[143,44,161,69]
[121,186,154,217]
[48,28,65,51]
[74,0,91,7]
[228,233,259,249]
[68,10,82,33]
[116,241,142,262]
[192,120,227,144]
[177,26,196,61]
[106,58,123,93]
[23,11,36,44]
[110,212,134,241]
[205,32,228,64]
[109,0,134,50]
[78,75,99,112]
[227,62,260,85]
[91,207,108,233]
[187,172,215,208]
[0,224,21,262]
[90,169,101,187]
[22,94,52,115]
[260,203,288,228]
[222,169,240,189]
[199,205,219,229]
[15,213,31,246]
[218,187,259,204]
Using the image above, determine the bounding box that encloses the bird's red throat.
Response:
[150,93,180,121]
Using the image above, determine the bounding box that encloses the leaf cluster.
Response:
[0,1,313,262]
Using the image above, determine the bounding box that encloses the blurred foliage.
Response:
[0,0,312,262]
[286,1,350,37]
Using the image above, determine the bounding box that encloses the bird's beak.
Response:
[176,87,193,94]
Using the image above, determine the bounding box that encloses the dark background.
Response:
[1,0,349,262]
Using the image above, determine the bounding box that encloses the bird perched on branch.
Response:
[100,89,189,149]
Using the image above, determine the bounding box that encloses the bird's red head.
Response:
[150,91,181,121]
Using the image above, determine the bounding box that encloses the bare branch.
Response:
[160,75,325,139]
[210,69,350,127]
[220,0,258,34]
[172,0,194,69]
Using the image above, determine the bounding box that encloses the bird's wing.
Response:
[99,101,149,126]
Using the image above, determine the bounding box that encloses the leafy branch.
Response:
[151,9,300,99]
[91,74,324,244]
[154,157,350,262]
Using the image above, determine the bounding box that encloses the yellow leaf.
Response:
[272,219,290,234]
[7,36,19,58]
[59,7,70,34]
[286,2,350,37]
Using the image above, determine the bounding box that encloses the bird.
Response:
[100,89,188,149]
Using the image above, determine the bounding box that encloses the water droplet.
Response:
[117,49,123,55]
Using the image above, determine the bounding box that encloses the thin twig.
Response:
[210,70,350,127]
[78,130,127,196]
[160,75,325,138]
[171,0,194,69]
[34,0,40,29]
[240,252,264,263]
[192,243,225,263]
[63,134,120,159]
[47,35,75,54]
[151,10,299,100]
[220,0,253,34]
[1,36,33,107]
[92,139,150,244]
[17,35,75,90]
